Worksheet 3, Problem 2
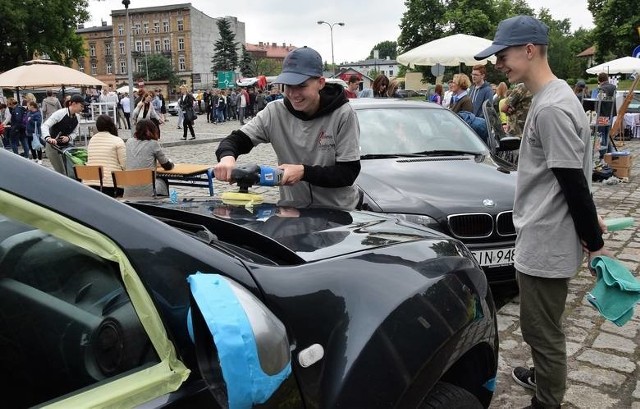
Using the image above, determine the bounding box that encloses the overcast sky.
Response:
[86,0,595,65]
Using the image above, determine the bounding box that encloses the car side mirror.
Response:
[188,273,291,408]
[498,136,521,152]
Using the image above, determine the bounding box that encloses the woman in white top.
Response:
[132,90,163,137]
[86,114,126,197]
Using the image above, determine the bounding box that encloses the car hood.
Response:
[358,155,517,217]
[130,200,449,263]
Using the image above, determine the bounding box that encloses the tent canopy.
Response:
[586,56,640,75]
[0,59,106,88]
[397,34,497,68]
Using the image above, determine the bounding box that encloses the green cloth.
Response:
[588,256,640,326]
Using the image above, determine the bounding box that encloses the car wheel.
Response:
[418,382,483,409]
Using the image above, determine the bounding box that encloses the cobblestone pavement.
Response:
[44,118,640,408]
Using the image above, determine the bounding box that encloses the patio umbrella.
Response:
[396,34,497,68]
[586,56,640,75]
[0,59,106,88]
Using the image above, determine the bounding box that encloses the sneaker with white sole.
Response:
[37,160,43,165]
[512,366,536,390]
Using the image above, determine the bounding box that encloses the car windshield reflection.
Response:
[356,107,488,156]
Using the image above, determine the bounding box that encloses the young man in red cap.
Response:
[475,15,609,409]
[214,46,360,210]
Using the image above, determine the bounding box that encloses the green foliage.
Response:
[239,45,254,77]
[211,18,239,73]
[588,0,640,61]
[251,58,281,76]
[368,41,398,60]
[0,0,89,71]
[133,54,179,87]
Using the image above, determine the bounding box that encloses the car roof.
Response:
[349,98,446,110]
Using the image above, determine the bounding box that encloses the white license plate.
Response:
[472,247,515,267]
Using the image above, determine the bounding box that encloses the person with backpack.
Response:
[7,98,29,158]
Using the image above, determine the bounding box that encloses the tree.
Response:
[368,41,398,60]
[133,54,179,88]
[0,0,89,71]
[588,0,640,62]
[239,45,254,77]
[211,18,239,73]
[251,58,281,77]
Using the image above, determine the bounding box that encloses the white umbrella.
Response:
[397,34,497,68]
[586,56,640,75]
[0,59,106,88]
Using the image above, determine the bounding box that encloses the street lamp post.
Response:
[317,21,344,76]
[123,0,134,137]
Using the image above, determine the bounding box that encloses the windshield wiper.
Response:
[360,153,402,159]
[412,149,483,156]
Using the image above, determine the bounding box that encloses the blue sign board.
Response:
[633,45,640,59]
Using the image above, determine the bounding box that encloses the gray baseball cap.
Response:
[274,46,323,85]
[474,15,549,60]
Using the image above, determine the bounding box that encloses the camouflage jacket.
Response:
[505,83,532,137]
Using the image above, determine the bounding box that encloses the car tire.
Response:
[418,382,483,409]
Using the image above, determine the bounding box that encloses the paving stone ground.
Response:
[40,117,640,408]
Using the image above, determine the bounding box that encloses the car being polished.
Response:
[0,150,498,409]
[352,99,517,284]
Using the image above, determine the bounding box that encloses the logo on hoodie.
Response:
[317,130,335,151]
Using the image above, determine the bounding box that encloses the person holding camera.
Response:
[41,94,86,174]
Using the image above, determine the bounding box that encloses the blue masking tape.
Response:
[187,273,291,409]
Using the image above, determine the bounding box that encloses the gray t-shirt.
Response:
[514,79,592,278]
[239,99,360,209]
[124,138,171,197]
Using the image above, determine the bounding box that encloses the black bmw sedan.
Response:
[0,150,497,408]
[352,99,518,284]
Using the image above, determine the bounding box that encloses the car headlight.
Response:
[388,213,440,230]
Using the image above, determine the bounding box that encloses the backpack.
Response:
[11,105,27,130]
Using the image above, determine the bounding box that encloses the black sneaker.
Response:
[512,366,536,390]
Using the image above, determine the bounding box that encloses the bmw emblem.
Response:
[482,199,495,208]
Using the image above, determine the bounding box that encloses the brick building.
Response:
[72,3,245,91]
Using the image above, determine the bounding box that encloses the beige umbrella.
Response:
[0,59,106,88]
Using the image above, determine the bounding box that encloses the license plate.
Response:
[471,247,515,267]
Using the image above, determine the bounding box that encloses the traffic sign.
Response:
[217,71,234,89]
[633,45,640,59]
[431,63,445,77]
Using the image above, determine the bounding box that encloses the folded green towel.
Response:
[587,256,640,326]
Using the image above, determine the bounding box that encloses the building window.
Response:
[163,21,169,32]
[178,38,184,51]
[134,23,141,35]
[154,39,161,52]
[163,39,170,51]
[135,41,142,52]
[177,19,183,31]
[144,40,151,52]
[89,44,96,57]
[119,41,125,54]
[91,63,97,75]
[137,60,145,73]
[105,43,112,56]
[120,61,126,74]
[389,70,394,77]
[154,21,159,33]
[107,62,113,74]
[143,22,149,34]
[178,56,185,71]
[118,24,124,36]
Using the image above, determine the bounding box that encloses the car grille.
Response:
[496,211,516,236]
[447,211,515,239]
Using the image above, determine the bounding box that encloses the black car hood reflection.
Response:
[136,200,444,262]
[357,155,516,216]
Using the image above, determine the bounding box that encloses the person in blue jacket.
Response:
[469,64,494,118]
[25,101,43,164]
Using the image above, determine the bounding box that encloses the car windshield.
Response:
[356,106,488,156]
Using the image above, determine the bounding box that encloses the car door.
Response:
[0,191,190,408]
